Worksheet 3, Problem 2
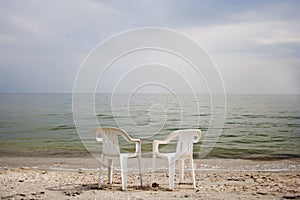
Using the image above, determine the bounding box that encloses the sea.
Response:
[0,93,299,160]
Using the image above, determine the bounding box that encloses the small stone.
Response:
[282,195,300,199]
[152,182,159,187]
[64,192,71,196]
[257,190,267,195]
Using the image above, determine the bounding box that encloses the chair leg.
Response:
[98,161,103,188]
[150,154,156,186]
[169,159,176,190]
[138,154,143,187]
[178,159,184,183]
[190,157,196,189]
[120,156,128,191]
[108,159,113,184]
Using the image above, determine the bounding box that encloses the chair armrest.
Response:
[153,139,170,155]
[153,131,178,154]
[125,139,141,158]
[120,133,141,154]
[193,130,202,143]
[116,130,142,156]
[153,140,169,145]
[130,138,141,143]
[94,128,103,142]
[133,139,141,156]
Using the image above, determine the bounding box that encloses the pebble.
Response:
[152,182,159,187]
[257,190,268,195]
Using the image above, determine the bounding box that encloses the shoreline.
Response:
[1,156,299,171]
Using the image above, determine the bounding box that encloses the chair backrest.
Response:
[174,129,202,158]
[95,127,122,157]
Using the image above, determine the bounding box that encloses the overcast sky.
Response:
[0,0,299,94]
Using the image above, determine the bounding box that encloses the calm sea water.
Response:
[0,93,299,159]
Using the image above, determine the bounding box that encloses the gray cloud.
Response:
[0,0,299,93]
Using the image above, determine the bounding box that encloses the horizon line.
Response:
[0,92,299,95]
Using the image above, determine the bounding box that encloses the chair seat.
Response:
[156,152,176,159]
[120,153,137,159]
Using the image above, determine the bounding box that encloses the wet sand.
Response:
[0,157,299,199]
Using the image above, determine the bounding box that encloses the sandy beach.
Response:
[0,157,299,199]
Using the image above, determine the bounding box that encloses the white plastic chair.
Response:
[151,129,202,190]
[94,127,143,190]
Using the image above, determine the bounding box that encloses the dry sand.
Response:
[0,157,299,199]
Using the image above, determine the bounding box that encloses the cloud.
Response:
[0,0,299,93]
[178,2,300,94]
